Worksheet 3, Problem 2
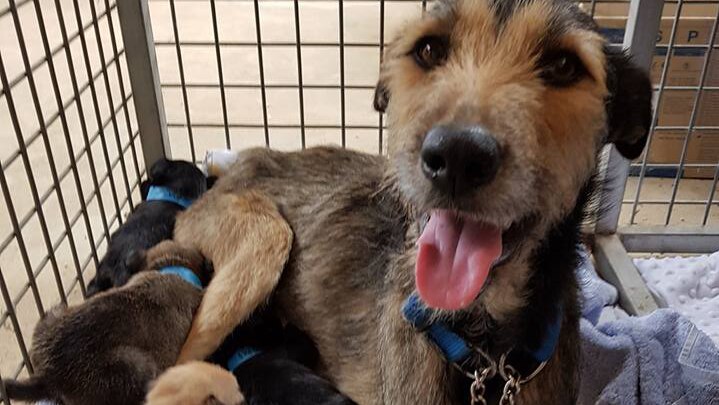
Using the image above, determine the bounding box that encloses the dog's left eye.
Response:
[412,36,449,70]
[540,51,587,86]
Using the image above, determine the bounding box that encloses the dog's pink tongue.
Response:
[416,210,502,310]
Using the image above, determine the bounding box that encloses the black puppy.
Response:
[86,158,208,295]
[210,310,356,405]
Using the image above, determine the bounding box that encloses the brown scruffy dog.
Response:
[161,1,652,403]
[146,361,245,405]
[1,244,210,405]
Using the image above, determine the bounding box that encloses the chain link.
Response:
[499,374,521,405]
[466,349,547,405]
[470,367,494,405]
[499,361,519,405]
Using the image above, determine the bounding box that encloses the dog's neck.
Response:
[145,249,209,286]
[160,266,203,289]
[146,185,195,208]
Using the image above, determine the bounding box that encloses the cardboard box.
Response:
[656,90,719,127]
[596,17,718,45]
[596,15,719,178]
[656,17,719,45]
[598,15,719,125]
[585,2,718,18]
[643,130,719,179]
[597,18,719,127]
[651,48,719,87]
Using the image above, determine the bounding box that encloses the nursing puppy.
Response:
[146,309,354,405]
[161,0,652,403]
[2,244,209,405]
[86,158,208,296]
[210,311,357,405]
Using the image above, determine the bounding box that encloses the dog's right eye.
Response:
[539,51,587,87]
[412,36,448,70]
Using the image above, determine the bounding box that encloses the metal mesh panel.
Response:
[149,0,423,157]
[623,1,719,228]
[611,1,719,253]
[0,0,717,402]
[146,0,626,161]
[0,0,144,393]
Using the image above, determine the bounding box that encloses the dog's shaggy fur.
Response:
[2,244,210,405]
[86,158,208,296]
[156,1,652,403]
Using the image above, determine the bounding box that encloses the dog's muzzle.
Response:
[420,125,501,198]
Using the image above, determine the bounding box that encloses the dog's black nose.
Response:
[420,125,501,195]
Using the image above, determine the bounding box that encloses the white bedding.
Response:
[634,252,719,344]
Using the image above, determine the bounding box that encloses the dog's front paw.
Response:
[146,361,244,405]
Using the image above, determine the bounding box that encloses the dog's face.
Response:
[141,158,208,200]
[376,0,651,311]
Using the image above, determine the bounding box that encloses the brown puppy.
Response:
[1,244,209,405]
[146,361,244,405]
[165,1,652,403]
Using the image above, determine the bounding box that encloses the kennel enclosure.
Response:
[0,0,718,402]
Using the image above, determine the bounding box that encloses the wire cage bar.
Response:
[0,0,145,390]
[140,0,718,253]
[0,0,717,403]
[614,0,719,252]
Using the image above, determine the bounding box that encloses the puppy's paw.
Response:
[146,361,244,405]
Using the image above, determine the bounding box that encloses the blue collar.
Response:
[402,293,561,365]
[160,266,202,289]
[227,347,261,372]
[146,186,194,209]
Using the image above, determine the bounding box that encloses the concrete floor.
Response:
[0,0,717,387]
[621,177,719,227]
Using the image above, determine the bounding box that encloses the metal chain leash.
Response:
[466,349,548,405]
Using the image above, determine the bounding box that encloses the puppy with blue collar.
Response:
[1,244,212,405]
[147,308,358,405]
[206,308,357,405]
[86,158,210,296]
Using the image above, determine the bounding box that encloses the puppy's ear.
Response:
[197,258,214,286]
[140,180,151,200]
[373,77,390,113]
[86,276,108,296]
[605,50,653,160]
[124,249,147,274]
[206,176,218,190]
[148,158,171,184]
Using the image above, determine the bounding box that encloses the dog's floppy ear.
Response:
[373,76,390,113]
[605,50,653,160]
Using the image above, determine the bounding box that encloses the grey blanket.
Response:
[578,252,719,404]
